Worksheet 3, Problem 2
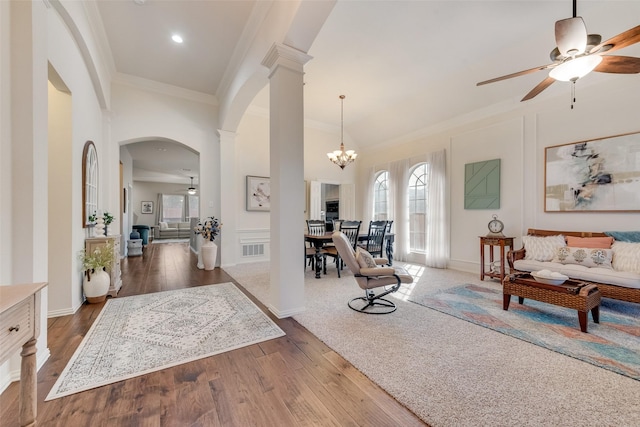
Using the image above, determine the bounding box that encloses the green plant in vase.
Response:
[78,242,115,303]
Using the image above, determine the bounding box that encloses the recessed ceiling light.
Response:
[171,34,183,44]
[133,0,146,5]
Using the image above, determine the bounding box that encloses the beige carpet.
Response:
[223,262,640,427]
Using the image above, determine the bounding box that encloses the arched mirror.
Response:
[82,141,98,227]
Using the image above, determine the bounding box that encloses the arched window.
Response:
[373,171,388,220]
[408,163,429,252]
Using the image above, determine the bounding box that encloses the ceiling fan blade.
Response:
[594,55,640,74]
[555,17,587,56]
[477,63,555,86]
[590,25,640,54]
[521,77,555,101]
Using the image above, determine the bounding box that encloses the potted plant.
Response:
[88,211,115,236]
[78,241,114,303]
[194,216,222,270]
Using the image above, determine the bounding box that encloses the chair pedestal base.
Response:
[348,296,397,314]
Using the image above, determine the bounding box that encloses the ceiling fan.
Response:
[477,0,640,102]
[187,176,197,195]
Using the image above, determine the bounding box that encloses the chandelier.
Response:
[327,95,357,169]
[187,176,197,195]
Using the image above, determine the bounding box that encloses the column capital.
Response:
[261,43,313,77]
[217,129,237,143]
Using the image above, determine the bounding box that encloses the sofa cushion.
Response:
[566,236,613,249]
[612,242,640,274]
[604,231,640,243]
[159,221,169,230]
[552,246,613,269]
[522,234,565,262]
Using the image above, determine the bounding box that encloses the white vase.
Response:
[196,237,204,269]
[201,240,218,270]
[83,268,110,303]
[94,217,105,237]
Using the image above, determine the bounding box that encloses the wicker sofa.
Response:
[507,229,640,303]
[155,222,192,239]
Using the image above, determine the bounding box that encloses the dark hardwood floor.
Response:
[0,242,428,426]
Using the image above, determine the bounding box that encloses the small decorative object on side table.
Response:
[480,216,513,282]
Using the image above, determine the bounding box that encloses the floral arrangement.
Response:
[88,211,115,225]
[78,241,115,280]
[103,211,114,225]
[194,216,222,241]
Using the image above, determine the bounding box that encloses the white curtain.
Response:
[155,193,163,224]
[388,158,410,261]
[423,149,448,268]
[362,167,375,228]
[184,196,190,221]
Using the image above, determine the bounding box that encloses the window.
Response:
[373,171,389,221]
[188,195,199,219]
[161,194,199,223]
[408,163,429,252]
[162,194,184,222]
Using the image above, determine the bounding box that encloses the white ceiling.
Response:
[96,1,640,182]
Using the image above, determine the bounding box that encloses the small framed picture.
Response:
[141,201,153,214]
[246,175,270,211]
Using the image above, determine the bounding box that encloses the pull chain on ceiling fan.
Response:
[477,0,640,104]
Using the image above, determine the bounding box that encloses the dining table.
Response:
[304,232,395,279]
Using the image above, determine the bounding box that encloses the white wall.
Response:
[111,83,220,221]
[358,76,640,275]
[232,106,358,264]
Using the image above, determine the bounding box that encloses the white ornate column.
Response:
[262,43,311,318]
[218,129,237,267]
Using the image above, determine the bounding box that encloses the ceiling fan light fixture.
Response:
[549,55,602,81]
[187,176,197,195]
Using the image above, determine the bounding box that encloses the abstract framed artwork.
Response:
[464,159,501,209]
[141,201,153,214]
[545,131,640,212]
[246,175,270,211]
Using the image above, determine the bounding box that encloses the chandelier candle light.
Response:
[327,95,357,169]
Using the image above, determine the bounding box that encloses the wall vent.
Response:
[242,243,265,257]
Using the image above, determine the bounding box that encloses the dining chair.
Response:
[359,220,388,259]
[385,220,394,234]
[323,220,361,277]
[306,220,327,271]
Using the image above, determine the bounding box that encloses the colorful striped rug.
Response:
[409,283,640,381]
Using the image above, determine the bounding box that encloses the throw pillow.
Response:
[565,236,614,249]
[612,242,640,274]
[553,246,613,269]
[159,221,168,230]
[605,231,640,243]
[356,247,377,269]
[523,235,566,262]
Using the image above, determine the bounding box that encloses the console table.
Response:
[479,236,514,282]
[0,282,47,426]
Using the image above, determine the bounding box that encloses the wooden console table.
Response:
[0,282,47,426]
[479,236,514,282]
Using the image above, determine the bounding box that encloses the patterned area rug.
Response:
[409,284,640,381]
[46,283,285,400]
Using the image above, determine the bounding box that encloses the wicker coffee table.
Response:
[503,273,601,333]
